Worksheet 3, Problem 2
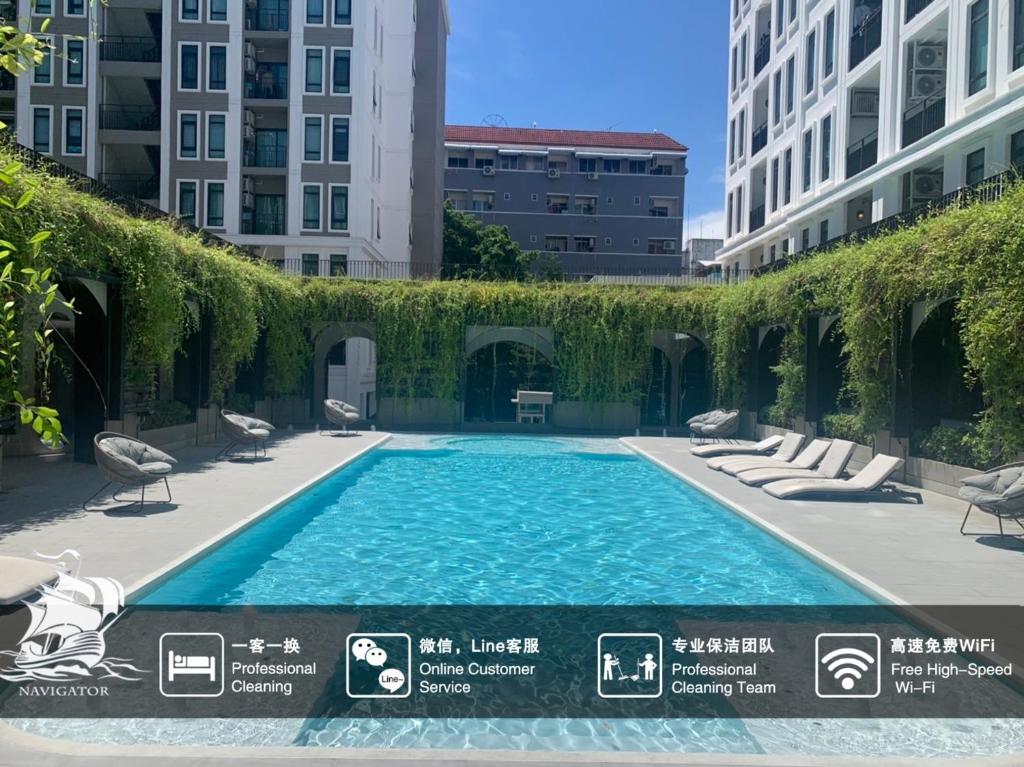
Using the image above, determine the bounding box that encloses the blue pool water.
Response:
[141,435,870,606]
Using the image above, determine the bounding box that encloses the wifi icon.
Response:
[815,633,881,699]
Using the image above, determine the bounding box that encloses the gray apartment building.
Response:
[11,0,449,274]
[443,125,688,274]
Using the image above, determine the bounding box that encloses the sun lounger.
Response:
[762,454,912,500]
[706,432,805,471]
[736,440,856,486]
[717,438,831,476]
[0,555,60,605]
[690,434,784,458]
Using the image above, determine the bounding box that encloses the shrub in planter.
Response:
[142,400,193,431]
[224,391,254,414]
[910,425,996,470]
[821,413,870,444]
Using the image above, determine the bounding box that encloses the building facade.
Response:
[719,0,1024,275]
[443,126,688,274]
[13,0,449,275]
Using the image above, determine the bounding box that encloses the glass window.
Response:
[330,186,349,230]
[820,115,832,181]
[179,113,198,158]
[820,219,829,243]
[303,186,321,229]
[965,148,986,185]
[305,49,323,93]
[603,159,620,173]
[805,31,815,94]
[329,254,347,276]
[784,147,792,204]
[628,159,646,174]
[206,183,225,227]
[307,0,325,23]
[731,45,738,91]
[180,44,199,90]
[34,0,52,12]
[578,158,596,173]
[786,55,795,113]
[34,40,51,84]
[207,114,225,159]
[773,70,782,124]
[727,193,734,238]
[181,0,198,21]
[740,33,748,81]
[1011,129,1024,171]
[770,157,779,211]
[802,129,813,192]
[209,0,227,21]
[775,0,784,36]
[334,0,351,24]
[738,111,745,158]
[304,116,322,161]
[178,182,196,225]
[801,228,810,251]
[32,108,50,154]
[208,45,227,90]
[968,0,989,96]
[824,10,835,77]
[729,118,736,165]
[66,39,84,85]
[447,155,468,168]
[331,50,350,94]
[331,117,349,162]
[1015,0,1024,71]
[501,155,519,170]
[302,253,319,276]
[789,0,796,22]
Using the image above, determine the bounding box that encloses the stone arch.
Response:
[464,326,555,365]
[463,327,556,424]
[311,321,377,415]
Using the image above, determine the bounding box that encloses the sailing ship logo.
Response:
[0,551,146,683]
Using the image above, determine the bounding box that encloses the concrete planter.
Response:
[139,422,197,452]
[552,401,639,433]
[905,455,978,499]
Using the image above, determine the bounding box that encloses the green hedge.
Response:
[2,149,1023,462]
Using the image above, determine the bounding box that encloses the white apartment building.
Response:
[718,0,1024,274]
[12,0,449,276]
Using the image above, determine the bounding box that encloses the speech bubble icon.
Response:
[365,646,388,667]
[378,668,405,693]
[351,637,377,661]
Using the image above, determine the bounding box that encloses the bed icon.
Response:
[160,633,224,697]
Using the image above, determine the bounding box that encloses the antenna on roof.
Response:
[482,113,508,127]
[532,121,537,128]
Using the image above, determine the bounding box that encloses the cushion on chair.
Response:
[959,486,1008,506]
[961,473,998,490]
[248,428,270,439]
[139,461,174,476]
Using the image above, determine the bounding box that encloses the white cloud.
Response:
[685,208,726,242]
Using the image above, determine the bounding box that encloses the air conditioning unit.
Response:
[242,177,255,195]
[913,42,946,70]
[244,42,257,60]
[244,125,256,141]
[242,191,256,210]
[547,168,560,179]
[911,71,946,100]
[244,109,256,127]
[481,164,495,176]
[244,56,256,74]
[850,89,880,117]
[586,171,599,181]
[911,169,943,199]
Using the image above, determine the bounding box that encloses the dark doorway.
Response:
[756,326,786,417]
[464,342,554,423]
[911,301,983,434]
[679,345,711,423]
[641,348,671,427]
[816,321,851,421]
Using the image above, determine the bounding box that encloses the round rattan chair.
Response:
[217,409,275,460]
[323,399,360,436]
[83,431,177,511]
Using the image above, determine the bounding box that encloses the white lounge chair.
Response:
[718,438,831,476]
[706,432,805,471]
[690,434,784,458]
[736,440,856,486]
[762,454,917,501]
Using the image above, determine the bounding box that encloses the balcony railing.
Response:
[753,35,771,76]
[905,0,935,22]
[98,173,159,200]
[849,5,882,70]
[244,145,288,168]
[749,204,766,233]
[846,130,878,179]
[245,74,288,100]
[242,215,286,235]
[100,35,161,63]
[751,121,768,155]
[98,104,159,131]
[245,9,289,31]
[901,95,945,148]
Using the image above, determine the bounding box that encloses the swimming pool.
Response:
[12,435,1024,757]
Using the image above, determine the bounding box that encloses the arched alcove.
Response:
[464,341,555,423]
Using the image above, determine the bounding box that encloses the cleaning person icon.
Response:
[639,652,658,681]
[602,652,621,681]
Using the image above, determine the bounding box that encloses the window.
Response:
[34,38,52,85]
[965,148,986,186]
[801,228,810,251]
[770,156,779,211]
[32,108,51,154]
[333,0,351,24]
[207,114,226,159]
[574,236,596,253]
[475,157,494,169]
[304,116,323,161]
[740,33,748,82]
[603,159,620,173]
[737,110,746,159]
[178,181,197,225]
[731,45,738,91]
[331,50,351,94]
[1015,0,1024,71]
[302,254,319,277]
[545,236,568,252]
[305,48,324,93]
[179,113,198,159]
[501,155,519,170]
[968,0,989,96]
[773,70,782,124]
[1012,129,1024,171]
[330,117,349,162]
[329,254,347,276]
[783,147,792,204]
[805,30,815,94]
[729,117,736,164]
[802,129,813,192]
[329,186,348,230]
[574,195,597,215]
[65,39,85,86]
[208,45,227,91]
[34,0,52,12]
[820,219,829,243]
[209,0,227,21]
[206,183,224,227]
[181,0,199,21]
[823,10,835,78]
[578,158,596,173]
[727,192,734,238]
[735,186,743,234]
[447,155,468,168]
[179,43,199,90]
[629,159,646,174]
[785,55,795,113]
[789,0,796,22]
[303,185,322,229]
[820,115,832,181]
[776,0,784,36]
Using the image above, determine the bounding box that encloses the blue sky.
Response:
[444,0,731,241]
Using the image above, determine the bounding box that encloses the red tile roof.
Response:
[444,125,688,152]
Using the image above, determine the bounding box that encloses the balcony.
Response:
[751,121,768,155]
[242,215,285,235]
[245,8,289,31]
[753,36,771,76]
[749,204,765,233]
[245,70,288,100]
[902,95,945,149]
[905,0,935,22]
[98,173,159,200]
[846,130,879,179]
[100,35,161,63]
[244,145,288,168]
[99,104,159,132]
[849,6,882,70]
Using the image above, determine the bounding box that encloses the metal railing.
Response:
[99,35,161,63]
[905,0,935,22]
[98,173,159,199]
[242,215,286,235]
[243,145,288,168]
[753,35,771,76]
[902,95,945,149]
[245,74,288,100]
[846,130,878,179]
[749,204,766,233]
[849,6,882,70]
[98,104,160,132]
[752,121,768,155]
[245,9,289,31]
